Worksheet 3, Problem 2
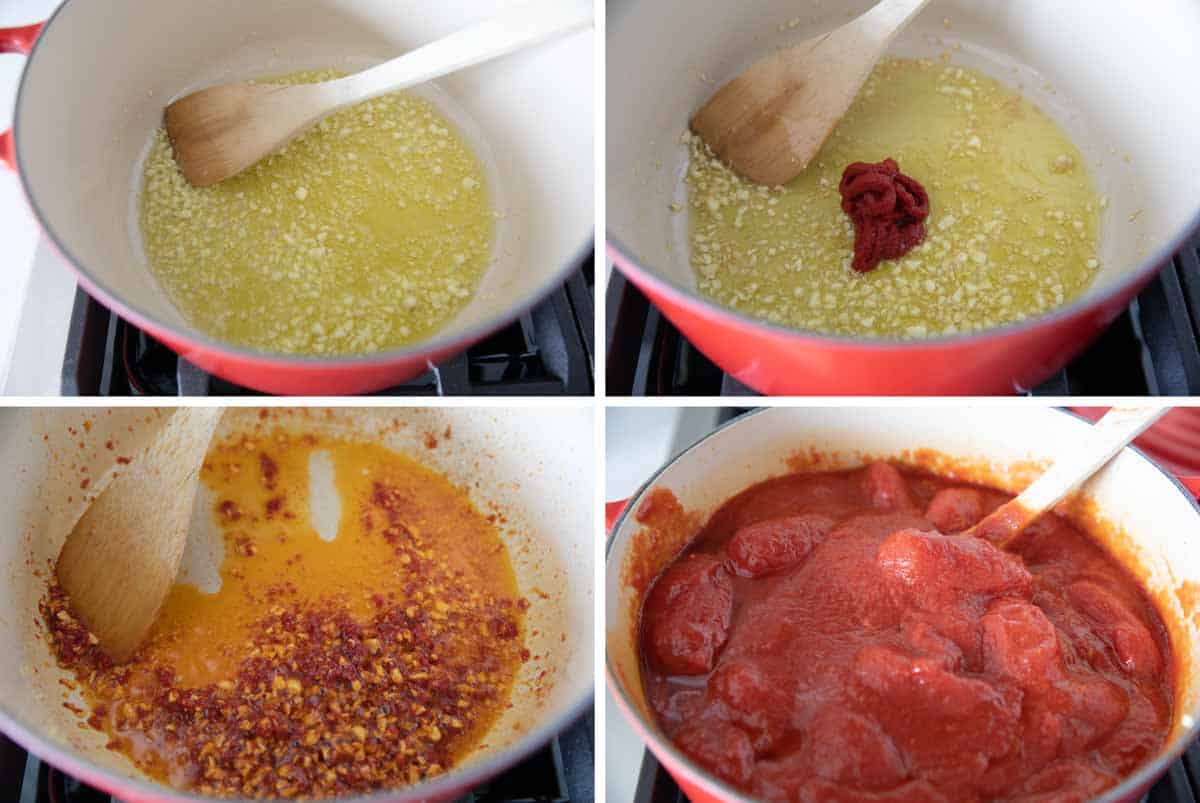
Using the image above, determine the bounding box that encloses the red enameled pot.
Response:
[2,1,592,395]
[607,407,1200,803]
[607,0,1200,395]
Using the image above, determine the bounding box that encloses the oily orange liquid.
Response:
[84,429,524,789]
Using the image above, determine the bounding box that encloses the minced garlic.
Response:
[141,70,494,356]
[685,58,1102,339]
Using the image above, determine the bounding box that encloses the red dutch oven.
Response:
[606,407,1200,803]
[607,0,1200,395]
[0,406,595,802]
[1,0,592,395]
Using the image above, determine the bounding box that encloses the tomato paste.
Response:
[840,159,930,273]
[639,464,1172,803]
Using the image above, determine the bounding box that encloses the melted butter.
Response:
[686,58,1103,339]
[141,70,494,356]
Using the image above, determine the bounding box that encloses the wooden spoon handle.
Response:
[330,0,592,106]
[856,0,937,44]
[979,407,1168,548]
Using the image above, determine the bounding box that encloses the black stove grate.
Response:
[6,711,592,803]
[606,236,1200,397]
[62,261,594,397]
[633,740,1200,803]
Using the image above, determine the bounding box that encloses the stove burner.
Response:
[607,237,1200,397]
[63,262,594,396]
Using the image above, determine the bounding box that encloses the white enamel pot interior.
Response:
[606,406,1200,803]
[0,406,594,803]
[13,0,593,387]
[608,0,1200,346]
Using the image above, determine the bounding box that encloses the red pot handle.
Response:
[0,21,42,54]
[1180,477,1200,499]
[606,499,630,534]
[0,130,12,172]
[0,21,45,172]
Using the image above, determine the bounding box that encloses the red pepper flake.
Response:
[116,456,132,465]
[105,440,114,450]
[265,496,284,519]
[839,158,930,273]
[492,616,519,639]
[424,432,439,450]
[41,546,527,799]
[79,478,90,490]
[258,453,279,490]
[217,500,243,522]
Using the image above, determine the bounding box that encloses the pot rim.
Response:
[604,406,1200,803]
[13,0,593,371]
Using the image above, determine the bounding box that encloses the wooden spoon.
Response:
[691,0,933,186]
[165,0,592,187]
[55,408,223,662]
[972,407,1169,550]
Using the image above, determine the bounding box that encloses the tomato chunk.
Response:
[862,462,915,510]
[1056,676,1129,751]
[643,554,734,675]
[981,600,1063,683]
[901,616,965,671]
[727,515,832,577]
[925,488,985,533]
[674,717,755,787]
[877,530,1032,606]
[1067,580,1163,678]
[853,646,1020,788]
[1017,760,1117,802]
[709,659,792,750]
[805,707,907,790]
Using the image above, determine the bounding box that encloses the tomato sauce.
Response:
[639,464,1173,803]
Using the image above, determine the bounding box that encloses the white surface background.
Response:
[0,0,73,396]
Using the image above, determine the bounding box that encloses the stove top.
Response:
[606,237,1200,397]
[62,261,594,396]
[5,711,593,803]
[633,741,1200,803]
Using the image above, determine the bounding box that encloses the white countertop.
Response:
[0,0,73,396]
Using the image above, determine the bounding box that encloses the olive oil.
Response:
[141,70,494,355]
[685,58,1102,339]
[146,430,522,690]
[64,428,526,791]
